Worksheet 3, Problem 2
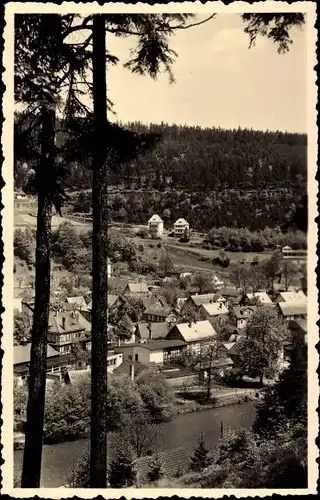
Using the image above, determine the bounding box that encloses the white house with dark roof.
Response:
[114,339,186,365]
[174,218,189,237]
[166,320,217,353]
[142,305,177,324]
[148,214,164,238]
[233,306,257,330]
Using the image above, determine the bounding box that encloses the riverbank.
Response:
[14,401,257,488]
[14,392,258,451]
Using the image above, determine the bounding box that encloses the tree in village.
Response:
[192,272,214,294]
[14,228,35,267]
[147,453,165,483]
[112,314,134,341]
[158,249,174,277]
[236,306,289,386]
[111,410,161,459]
[108,454,137,488]
[264,250,282,293]
[14,310,31,345]
[281,259,301,291]
[15,13,93,487]
[15,12,306,488]
[189,433,213,472]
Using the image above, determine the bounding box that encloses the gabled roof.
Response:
[14,343,60,365]
[189,293,221,307]
[125,282,149,293]
[136,322,169,340]
[222,342,237,351]
[140,295,167,310]
[278,302,307,317]
[48,311,86,334]
[246,292,272,304]
[279,290,307,303]
[200,302,229,317]
[174,218,189,226]
[170,320,217,342]
[233,306,257,319]
[113,360,149,378]
[143,305,173,318]
[148,214,163,223]
[66,296,87,309]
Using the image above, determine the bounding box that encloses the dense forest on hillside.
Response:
[15,120,307,231]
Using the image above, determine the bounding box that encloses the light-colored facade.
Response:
[173,218,189,237]
[148,215,164,238]
[107,351,123,373]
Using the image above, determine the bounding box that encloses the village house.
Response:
[106,349,123,373]
[14,343,66,386]
[65,296,87,310]
[199,302,229,321]
[277,302,307,322]
[173,218,189,238]
[232,306,257,330]
[46,310,92,354]
[135,322,169,342]
[148,214,164,238]
[142,305,177,324]
[276,290,307,304]
[114,339,186,365]
[289,318,307,346]
[166,320,217,354]
[182,293,224,315]
[242,291,273,306]
[212,275,224,290]
[220,287,244,306]
[123,282,150,297]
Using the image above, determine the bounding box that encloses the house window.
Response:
[135,354,138,361]
[128,355,132,360]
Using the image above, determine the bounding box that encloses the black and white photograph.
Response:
[1,1,318,496]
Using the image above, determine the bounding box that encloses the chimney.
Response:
[129,363,135,381]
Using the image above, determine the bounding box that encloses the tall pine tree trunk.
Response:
[90,14,108,488]
[21,104,55,488]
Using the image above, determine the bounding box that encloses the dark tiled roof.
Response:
[135,447,190,482]
[233,306,256,319]
[143,305,173,317]
[14,343,60,365]
[136,322,169,340]
[113,360,149,378]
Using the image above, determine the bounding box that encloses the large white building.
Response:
[148,214,164,238]
[174,218,189,238]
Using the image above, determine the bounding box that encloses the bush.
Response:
[136,228,149,239]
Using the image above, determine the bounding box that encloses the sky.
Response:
[103,14,307,134]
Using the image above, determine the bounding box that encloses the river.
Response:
[14,402,256,487]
